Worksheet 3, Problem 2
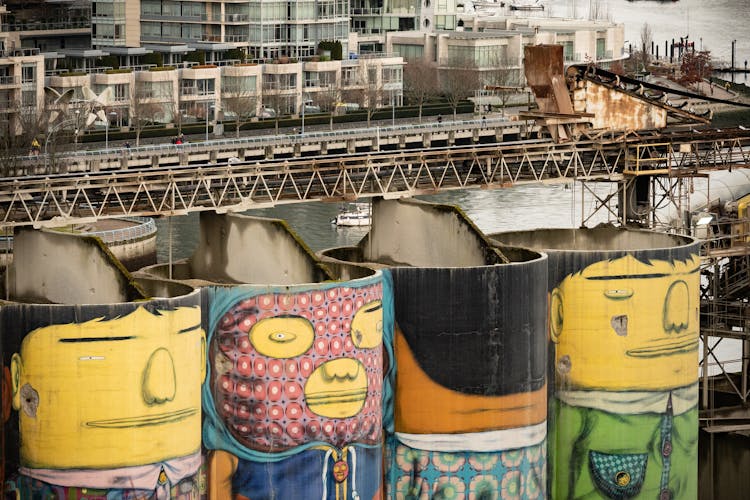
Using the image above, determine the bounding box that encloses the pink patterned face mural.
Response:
[211,285,384,453]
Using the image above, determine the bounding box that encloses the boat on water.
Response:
[509,0,544,11]
[331,203,372,227]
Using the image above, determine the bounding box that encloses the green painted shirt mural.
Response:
[551,388,698,500]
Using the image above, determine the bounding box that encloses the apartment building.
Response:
[41,54,403,132]
[385,14,625,90]
[0,0,404,140]
[351,0,457,52]
[89,0,351,64]
[0,2,47,137]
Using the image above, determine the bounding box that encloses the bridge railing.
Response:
[26,116,521,163]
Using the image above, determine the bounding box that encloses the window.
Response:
[141,0,161,16]
[393,44,424,61]
[342,67,358,85]
[114,83,129,101]
[21,65,36,84]
[142,22,160,37]
[222,76,257,94]
[22,90,36,107]
[596,38,606,59]
[382,66,402,84]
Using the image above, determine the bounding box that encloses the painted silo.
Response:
[136,212,394,500]
[320,198,549,499]
[0,228,204,498]
[490,226,701,500]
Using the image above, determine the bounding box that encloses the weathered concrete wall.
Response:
[8,229,144,304]
[189,212,331,284]
[362,198,498,267]
[108,235,157,272]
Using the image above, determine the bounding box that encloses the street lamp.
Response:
[205,102,215,142]
[391,88,396,126]
[105,111,117,150]
[301,94,306,135]
[74,110,80,143]
[44,116,79,169]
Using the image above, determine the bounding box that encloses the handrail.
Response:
[0,217,156,250]
[28,117,518,161]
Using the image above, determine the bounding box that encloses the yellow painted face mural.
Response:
[10,306,206,469]
[550,254,701,391]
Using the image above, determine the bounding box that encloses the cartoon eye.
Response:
[664,280,689,333]
[250,316,314,359]
[604,288,634,300]
[269,331,297,343]
[350,300,383,349]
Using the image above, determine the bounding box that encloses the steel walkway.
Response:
[1,127,749,228]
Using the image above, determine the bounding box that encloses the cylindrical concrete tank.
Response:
[0,283,204,497]
[0,217,157,271]
[491,226,701,500]
[319,244,549,500]
[136,211,395,500]
[200,271,391,499]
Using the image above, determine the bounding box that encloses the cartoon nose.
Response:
[142,348,176,405]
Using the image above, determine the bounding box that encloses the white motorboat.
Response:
[331,203,372,227]
[509,0,544,11]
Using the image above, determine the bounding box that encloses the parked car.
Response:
[260,107,276,119]
[334,102,360,115]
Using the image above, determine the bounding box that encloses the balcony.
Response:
[225,14,249,22]
[140,13,207,22]
[350,7,383,15]
[0,100,19,111]
[1,20,90,32]
[0,75,20,87]
[0,47,41,58]
[224,34,250,43]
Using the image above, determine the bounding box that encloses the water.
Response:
[548,0,750,81]
[153,182,614,261]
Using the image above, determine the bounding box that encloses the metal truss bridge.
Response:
[1,126,749,228]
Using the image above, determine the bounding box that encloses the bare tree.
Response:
[403,59,439,123]
[484,55,522,117]
[638,22,653,71]
[0,102,29,176]
[440,63,481,120]
[131,82,167,146]
[262,90,291,134]
[343,64,384,127]
[311,86,339,130]
[222,91,258,138]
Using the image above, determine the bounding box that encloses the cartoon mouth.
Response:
[304,359,368,418]
[626,337,699,358]
[304,388,369,407]
[86,408,198,428]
